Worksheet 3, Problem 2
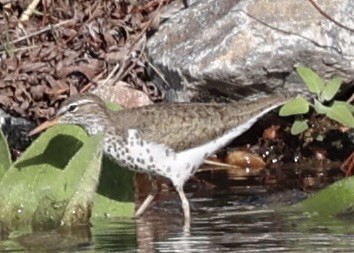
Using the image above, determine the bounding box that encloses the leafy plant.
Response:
[0,129,12,180]
[0,103,134,232]
[279,65,354,134]
[288,174,354,219]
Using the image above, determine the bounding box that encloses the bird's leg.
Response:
[176,185,191,227]
[135,176,157,217]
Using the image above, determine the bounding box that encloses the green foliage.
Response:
[0,130,11,180]
[0,125,134,232]
[279,97,309,116]
[296,65,324,95]
[320,77,342,102]
[279,65,354,134]
[326,103,354,127]
[290,119,309,135]
[289,175,354,218]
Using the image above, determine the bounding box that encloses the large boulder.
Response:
[147,0,354,102]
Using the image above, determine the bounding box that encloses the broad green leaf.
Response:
[0,125,86,229]
[296,66,324,95]
[0,129,11,180]
[279,97,309,116]
[333,100,354,113]
[326,104,354,128]
[320,77,342,102]
[61,133,104,226]
[290,176,354,218]
[313,99,328,114]
[0,124,134,231]
[92,156,134,218]
[290,119,309,135]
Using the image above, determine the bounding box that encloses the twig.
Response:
[113,37,146,83]
[20,0,41,22]
[0,19,73,52]
[143,52,171,88]
[346,93,354,104]
[0,44,38,55]
[104,1,163,86]
[80,71,105,93]
[14,20,73,45]
[100,63,121,87]
[17,0,41,32]
[203,160,243,170]
[307,0,354,33]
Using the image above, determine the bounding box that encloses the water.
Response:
[2,187,354,252]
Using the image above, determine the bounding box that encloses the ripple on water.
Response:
[2,188,354,252]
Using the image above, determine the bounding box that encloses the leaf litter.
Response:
[0,0,172,121]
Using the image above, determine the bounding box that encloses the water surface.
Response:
[2,187,354,252]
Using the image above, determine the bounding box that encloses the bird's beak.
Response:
[28,117,61,136]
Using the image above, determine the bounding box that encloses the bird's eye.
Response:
[68,104,77,112]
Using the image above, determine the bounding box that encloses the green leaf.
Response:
[92,156,134,218]
[326,104,354,128]
[296,66,325,95]
[279,97,310,116]
[290,119,309,135]
[313,99,328,114]
[60,133,105,227]
[320,77,342,102]
[290,176,354,218]
[0,124,134,231]
[0,129,11,180]
[0,125,86,229]
[333,100,354,113]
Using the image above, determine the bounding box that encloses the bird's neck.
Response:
[80,113,112,136]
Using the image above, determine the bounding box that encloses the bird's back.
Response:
[112,94,291,151]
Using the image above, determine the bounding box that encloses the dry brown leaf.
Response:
[225,150,266,171]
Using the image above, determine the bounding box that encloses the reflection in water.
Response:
[2,188,354,252]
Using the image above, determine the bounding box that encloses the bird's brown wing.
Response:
[113,94,289,152]
[113,103,247,152]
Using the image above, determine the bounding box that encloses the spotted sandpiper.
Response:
[29,93,291,227]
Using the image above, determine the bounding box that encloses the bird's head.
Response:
[28,93,110,136]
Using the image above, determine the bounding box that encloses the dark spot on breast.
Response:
[147,165,156,171]
[149,156,154,162]
[166,166,171,173]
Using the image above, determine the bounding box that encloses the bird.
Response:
[28,92,291,228]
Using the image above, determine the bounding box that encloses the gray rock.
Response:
[0,109,35,152]
[147,0,354,102]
